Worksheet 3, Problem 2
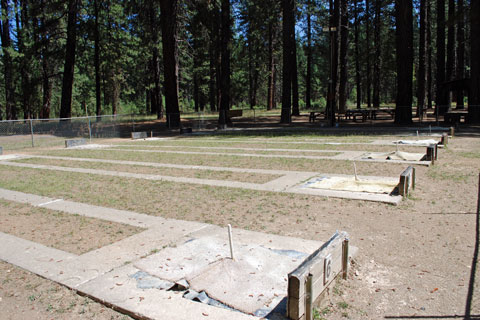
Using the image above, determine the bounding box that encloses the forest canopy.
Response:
[0,0,478,125]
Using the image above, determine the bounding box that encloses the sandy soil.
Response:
[0,261,133,320]
[0,131,479,319]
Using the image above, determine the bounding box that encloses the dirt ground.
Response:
[0,124,479,319]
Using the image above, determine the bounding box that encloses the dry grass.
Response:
[0,199,143,255]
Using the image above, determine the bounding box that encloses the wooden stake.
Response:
[353,162,359,181]
[227,224,234,260]
[342,239,349,280]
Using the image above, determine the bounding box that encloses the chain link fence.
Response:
[0,114,138,151]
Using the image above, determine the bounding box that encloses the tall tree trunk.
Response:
[94,0,101,117]
[372,0,381,108]
[445,0,455,108]
[150,0,162,120]
[417,0,428,118]
[40,2,51,119]
[60,0,79,119]
[292,41,300,116]
[436,0,447,114]
[1,0,16,120]
[160,0,180,128]
[365,0,372,108]
[111,73,120,115]
[394,0,413,124]
[209,35,216,112]
[218,0,231,127]
[267,19,276,111]
[16,0,32,119]
[446,0,455,84]
[456,0,464,109]
[468,0,480,122]
[427,0,433,109]
[354,0,361,109]
[333,0,340,112]
[338,0,349,113]
[281,0,294,123]
[306,0,312,110]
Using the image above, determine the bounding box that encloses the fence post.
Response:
[87,116,92,142]
[29,119,34,148]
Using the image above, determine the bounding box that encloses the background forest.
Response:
[0,0,478,125]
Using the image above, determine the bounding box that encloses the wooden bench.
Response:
[288,231,350,320]
[309,112,326,122]
[444,110,467,125]
[345,109,369,122]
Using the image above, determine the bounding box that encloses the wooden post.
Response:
[449,126,455,136]
[342,239,349,280]
[305,274,313,320]
[441,132,448,146]
[426,145,435,164]
[288,231,349,320]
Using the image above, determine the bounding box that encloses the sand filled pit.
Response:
[304,176,399,194]
[361,150,426,161]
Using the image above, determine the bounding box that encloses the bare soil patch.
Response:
[0,199,143,255]
[0,261,133,320]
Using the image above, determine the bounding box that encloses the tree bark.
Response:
[417,0,428,118]
[94,0,101,117]
[365,0,372,108]
[1,0,16,120]
[354,0,361,109]
[455,0,464,109]
[394,0,413,124]
[468,0,480,122]
[160,0,180,128]
[338,0,349,113]
[281,0,294,123]
[60,0,79,119]
[372,0,381,108]
[218,0,231,127]
[436,0,447,114]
